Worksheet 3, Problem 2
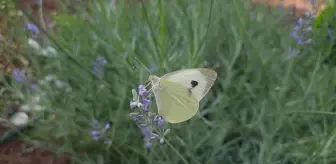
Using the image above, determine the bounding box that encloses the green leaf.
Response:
[313,5,336,29]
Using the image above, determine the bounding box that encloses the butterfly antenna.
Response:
[132,56,153,93]
[132,56,152,74]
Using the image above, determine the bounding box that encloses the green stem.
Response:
[164,139,189,164]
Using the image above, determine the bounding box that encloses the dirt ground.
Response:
[0,126,70,164]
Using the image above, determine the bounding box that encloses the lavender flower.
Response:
[91,131,101,141]
[92,56,107,79]
[142,127,152,137]
[90,120,111,141]
[13,69,42,94]
[143,99,151,112]
[130,85,170,148]
[26,23,40,34]
[291,13,315,45]
[154,116,165,129]
[13,69,27,84]
[138,85,148,97]
[145,141,152,148]
[30,83,40,91]
[25,83,42,94]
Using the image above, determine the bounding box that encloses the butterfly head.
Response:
[149,75,161,91]
[149,75,160,85]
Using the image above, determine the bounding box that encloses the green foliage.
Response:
[0,0,16,15]
[313,5,336,29]
[2,0,336,163]
[313,5,336,66]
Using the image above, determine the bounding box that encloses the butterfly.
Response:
[149,68,217,123]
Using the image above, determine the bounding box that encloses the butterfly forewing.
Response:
[160,68,217,101]
[153,80,199,123]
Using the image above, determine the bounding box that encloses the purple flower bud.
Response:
[294,25,300,30]
[292,31,298,38]
[145,141,152,148]
[91,130,100,136]
[291,13,315,45]
[92,135,101,141]
[297,18,304,26]
[142,99,151,112]
[13,69,27,84]
[91,130,101,141]
[297,38,304,44]
[138,85,148,97]
[27,23,40,34]
[90,120,111,142]
[155,116,165,129]
[142,128,152,137]
[30,83,40,91]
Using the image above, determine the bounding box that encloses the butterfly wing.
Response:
[153,79,199,123]
[160,68,217,101]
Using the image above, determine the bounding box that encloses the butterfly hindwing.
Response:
[153,79,199,123]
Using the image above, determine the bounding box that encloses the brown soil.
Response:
[252,0,326,16]
[0,126,71,164]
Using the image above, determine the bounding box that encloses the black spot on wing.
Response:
[188,80,198,97]
[190,80,198,88]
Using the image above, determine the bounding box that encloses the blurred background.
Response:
[0,0,335,164]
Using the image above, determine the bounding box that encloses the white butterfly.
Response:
[149,68,217,123]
